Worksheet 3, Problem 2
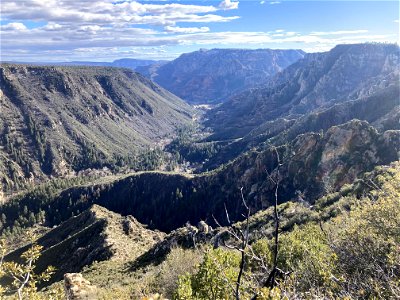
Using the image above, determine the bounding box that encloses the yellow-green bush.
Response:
[153,247,203,298]
[0,234,63,300]
[174,248,243,300]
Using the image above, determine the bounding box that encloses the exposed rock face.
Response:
[64,273,97,300]
[0,64,194,193]
[131,222,221,270]
[141,294,169,300]
[122,215,141,235]
[197,220,211,234]
[137,48,304,104]
[206,43,400,139]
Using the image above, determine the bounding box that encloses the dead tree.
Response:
[213,189,251,300]
[263,148,282,289]
[246,148,287,300]
[213,148,285,299]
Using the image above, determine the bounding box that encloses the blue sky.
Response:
[0,0,398,61]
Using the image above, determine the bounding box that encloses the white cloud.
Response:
[179,31,272,45]
[43,22,64,31]
[164,26,210,34]
[176,31,397,53]
[0,22,27,31]
[260,1,265,4]
[1,27,397,61]
[0,0,238,26]
[394,20,399,23]
[78,25,103,33]
[219,0,239,10]
[0,0,243,62]
[272,29,298,37]
[269,1,281,5]
[0,1,396,61]
[310,30,368,36]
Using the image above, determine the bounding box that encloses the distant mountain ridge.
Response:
[205,43,400,139]
[137,48,305,104]
[1,58,167,70]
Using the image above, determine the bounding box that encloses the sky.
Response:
[0,0,399,62]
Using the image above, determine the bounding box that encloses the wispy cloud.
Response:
[269,1,281,5]
[310,30,369,36]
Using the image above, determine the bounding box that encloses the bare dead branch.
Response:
[263,147,282,290]
[234,187,251,300]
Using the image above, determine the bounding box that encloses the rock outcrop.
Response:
[64,273,97,300]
